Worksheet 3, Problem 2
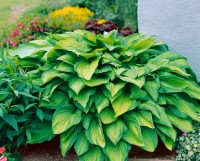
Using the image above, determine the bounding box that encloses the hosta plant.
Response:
[7,30,200,161]
[0,48,54,150]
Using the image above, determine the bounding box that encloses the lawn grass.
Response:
[0,0,43,27]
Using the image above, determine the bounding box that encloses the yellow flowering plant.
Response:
[48,6,94,32]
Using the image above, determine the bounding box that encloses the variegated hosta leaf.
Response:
[74,133,90,156]
[144,79,160,101]
[123,114,144,146]
[57,53,76,65]
[132,38,155,54]
[68,76,85,95]
[79,146,105,161]
[99,108,117,124]
[156,124,177,142]
[52,107,82,134]
[166,109,193,132]
[60,126,82,156]
[140,127,158,152]
[94,92,110,113]
[157,129,174,150]
[103,140,131,161]
[105,82,126,97]
[104,119,127,144]
[82,113,94,130]
[85,120,105,148]
[130,85,150,100]
[41,70,69,84]
[136,110,155,129]
[166,95,200,122]
[75,58,99,80]
[56,37,89,53]
[73,88,96,108]
[112,94,139,117]
[83,77,109,87]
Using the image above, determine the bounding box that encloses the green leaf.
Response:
[75,59,99,80]
[82,113,93,130]
[146,58,169,73]
[112,94,138,117]
[133,38,155,54]
[36,109,44,121]
[74,133,90,156]
[94,92,110,113]
[8,43,39,58]
[99,108,117,124]
[52,107,82,134]
[156,51,185,60]
[39,90,70,109]
[156,124,177,142]
[41,70,68,84]
[68,76,85,95]
[157,130,174,150]
[3,115,18,132]
[27,120,54,144]
[123,115,144,146]
[139,100,160,118]
[140,127,158,152]
[163,64,190,77]
[103,141,131,161]
[183,82,200,100]
[105,82,126,97]
[166,109,193,132]
[159,73,188,93]
[73,88,96,108]
[117,75,145,88]
[80,146,105,161]
[60,126,82,156]
[85,120,105,148]
[130,85,150,100]
[139,100,171,127]
[144,79,160,101]
[57,53,76,65]
[55,62,75,73]
[166,96,200,122]
[136,111,155,129]
[105,119,127,144]
[83,77,109,87]
[56,37,88,53]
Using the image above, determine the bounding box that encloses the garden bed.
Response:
[20,137,176,161]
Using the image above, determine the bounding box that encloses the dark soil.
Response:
[19,136,176,161]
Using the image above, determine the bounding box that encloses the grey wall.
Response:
[138,0,200,80]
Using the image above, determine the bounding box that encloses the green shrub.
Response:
[0,48,54,150]
[66,0,138,31]
[6,30,200,161]
[176,113,200,161]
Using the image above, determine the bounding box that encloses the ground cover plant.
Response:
[0,48,55,159]
[176,113,200,161]
[3,30,200,161]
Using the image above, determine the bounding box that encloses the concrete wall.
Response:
[138,0,200,80]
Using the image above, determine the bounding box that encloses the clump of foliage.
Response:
[6,30,200,161]
[66,0,138,31]
[0,146,20,161]
[176,113,200,161]
[85,19,133,36]
[0,48,54,151]
[2,6,94,48]
[48,6,94,32]
[4,17,48,48]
